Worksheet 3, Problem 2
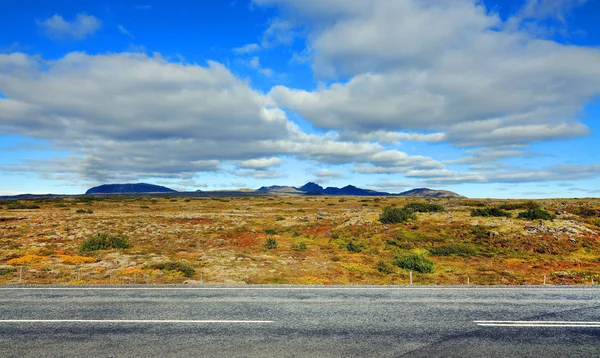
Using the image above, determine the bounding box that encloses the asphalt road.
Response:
[0,285,599,357]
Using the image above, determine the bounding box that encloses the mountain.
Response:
[85,183,177,194]
[294,183,463,197]
[398,188,464,198]
[323,185,383,196]
[257,185,304,195]
[298,182,324,194]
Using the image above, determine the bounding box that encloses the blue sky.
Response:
[1,0,600,198]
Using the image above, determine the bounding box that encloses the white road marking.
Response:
[0,320,273,324]
[476,320,600,327]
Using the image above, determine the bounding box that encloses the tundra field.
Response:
[0,195,599,285]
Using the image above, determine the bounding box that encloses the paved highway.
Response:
[0,285,599,357]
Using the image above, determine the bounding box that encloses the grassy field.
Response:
[0,195,599,285]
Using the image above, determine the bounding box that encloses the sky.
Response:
[1,0,600,198]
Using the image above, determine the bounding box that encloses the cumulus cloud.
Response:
[449,148,542,165]
[313,169,342,178]
[0,52,290,181]
[259,0,599,149]
[0,51,442,183]
[419,164,600,185]
[342,131,446,144]
[236,157,283,169]
[507,0,589,31]
[37,13,102,40]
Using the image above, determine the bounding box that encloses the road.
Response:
[0,285,599,357]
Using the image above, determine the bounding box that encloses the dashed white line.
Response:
[475,320,600,327]
[0,320,273,324]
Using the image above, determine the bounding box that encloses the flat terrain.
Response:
[0,195,599,284]
[0,286,599,357]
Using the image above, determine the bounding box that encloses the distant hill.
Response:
[323,185,382,196]
[85,183,177,194]
[398,188,464,198]
[298,182,325,194]
[257,185,304,195]
[252,182,464,198]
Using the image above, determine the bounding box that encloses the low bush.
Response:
[429,244,477,257]
[380,206,416,224]
[393,253,435,273]
[6,201,40,210]
[376,261,394,274]
[80,233,132,252]
[345,240,363,253]
[471,207,511,218]
[291,242,308,251]
[75,209,93,214]
[264,238,278,250]
[263,228,277,235]
[497,201,539,211]
[517,208,555,221]
[404,203,445,213]
[58,255,96,265]
[150,261,195,277]
[7,254,52,265]
[0,267,16,276]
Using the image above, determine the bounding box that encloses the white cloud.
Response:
[0,51,440,183]
[507,0,589,30]
[118,24,135,39]
[236,157,283,169]
[260,0,600,149]
[233,43,260,54]
[37,13,102,40]
[342,130,446,144]
[313,169,342,178]
[246,56,274,77]
[261,18,295,48]
[418,164,600,185]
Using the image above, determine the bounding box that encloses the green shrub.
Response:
[471,207,511,218]
[275,216,285,221]
[393,253,435,273]
[0,267,16,276]
[264,238,278,250]
[404,203,444,213]
[429,244,477,257]
[75,209,93,214]
[345,241,363,253]
[376,261,394,274]
[380,206,416,224]
[6,201,40,210]
[498,201,539,211]
[470,225,492,241]
[517,208,555,221]
[80,233,132,252]
[263,228,277,235]
[291,242,308,251]
[150,261,195,277]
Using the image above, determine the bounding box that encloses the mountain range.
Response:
[83,182,463,198]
